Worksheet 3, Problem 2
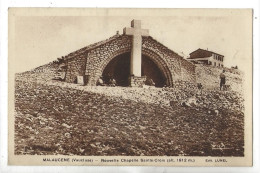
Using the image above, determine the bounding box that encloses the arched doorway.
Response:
[102,52,167,87]
[102,52,130,86]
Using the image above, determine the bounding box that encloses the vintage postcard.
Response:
[8,8,252,166]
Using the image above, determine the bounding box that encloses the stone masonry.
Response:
[60,26,196,87]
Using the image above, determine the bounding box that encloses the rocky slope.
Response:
[15,79,244,156]
[196,64,244,93]
[14,63,245,156]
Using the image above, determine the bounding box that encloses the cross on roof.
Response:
[123,20,149,37]
[123,20,149,77]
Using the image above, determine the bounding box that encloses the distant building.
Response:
[187,48,224,67]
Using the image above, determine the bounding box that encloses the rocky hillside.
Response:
[17,62,60,83]
[19,62,245,93]
[14,63,245,156]
[15,79,244,156]
[196,64,244,93]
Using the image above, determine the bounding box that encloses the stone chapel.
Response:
[56,20,196,87]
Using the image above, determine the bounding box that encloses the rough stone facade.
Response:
[65,54,87,83]
[61,34,196,87]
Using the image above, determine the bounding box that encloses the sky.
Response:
[11,9,252,73]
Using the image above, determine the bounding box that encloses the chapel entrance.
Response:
[102,52,166,87]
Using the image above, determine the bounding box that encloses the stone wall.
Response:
[65,54,87,83]
[142,37,196,84]
[180,58,196,83]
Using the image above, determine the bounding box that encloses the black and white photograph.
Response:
[8,8,252,166]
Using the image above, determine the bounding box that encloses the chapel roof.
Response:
[60,34,185,61]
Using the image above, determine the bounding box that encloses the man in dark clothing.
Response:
[220,70,226,90]
[197,83,203,94]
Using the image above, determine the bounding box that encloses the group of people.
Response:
[97,76,157,87]
[97,70,227,89]
[97,76,117,87]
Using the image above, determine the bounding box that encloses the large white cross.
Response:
[123,20,149,77]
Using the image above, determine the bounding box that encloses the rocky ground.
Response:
[196,64,244,93]
[14,65,245,156]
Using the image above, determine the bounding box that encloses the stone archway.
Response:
[142,48,173,87]
[102,52,130,87]
[65,27,196,86]
[141,54,167,87]
[101,49,173,87]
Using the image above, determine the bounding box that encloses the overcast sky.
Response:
[12,9,252,73]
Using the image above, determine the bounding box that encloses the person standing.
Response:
[220,70,226,90]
